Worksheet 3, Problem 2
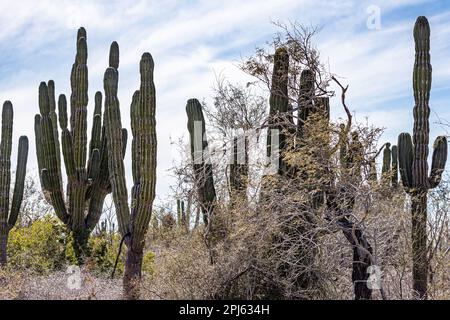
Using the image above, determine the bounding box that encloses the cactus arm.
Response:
[7,136,28,230]
[131,90,141,184]
[73,37,88,173]
[298,69,315,134]
[391,145,399,187]
[70,28,87,133]
[87,148,100,181]
[131,53,157,248]
[87,92,102,176]
[411,17,432,189]
[38,82,69,224]
[104,67,130,236]
[398,133,414,191]
[58,95,76,180]
[47,80,63,190]
[429,136,448,188]
[267,48,289,173]
[382,143,391,175]
[0,102,13,229]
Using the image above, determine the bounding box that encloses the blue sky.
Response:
[0,0,449,205]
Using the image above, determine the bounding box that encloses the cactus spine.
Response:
[34,29,126,262]
[0,101,28,265]
[104,51,157,299]
[397,16,448,299]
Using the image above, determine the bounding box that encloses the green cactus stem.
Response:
[267,48,289,175]
[397,16,448,299]
[0,101,28,265]
[229,136,248,206]
[391,145,398,187]
[186,98,217,226]
[104,52,157,299]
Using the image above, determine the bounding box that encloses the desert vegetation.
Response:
[0,15,448,300]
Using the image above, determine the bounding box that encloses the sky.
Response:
[0,0,449,207]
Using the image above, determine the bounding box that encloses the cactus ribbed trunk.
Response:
[0,228,7,266]
[123,248,143,299]
[186,99,216,226]
[104,51,156,300]
[411,191,428,298]
[398,17,447,299]
[229,136,248,207]
[0,101,29,266]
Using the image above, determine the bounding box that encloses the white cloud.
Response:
[0,0,448,206]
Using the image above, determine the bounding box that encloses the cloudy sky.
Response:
[0,0,449,206]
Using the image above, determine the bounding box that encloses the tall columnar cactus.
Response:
[267,47,289,175]
[104,51,157,299]
[229,136,248,206]
[297,69,315,135]
[0,101,28,265]
[382,143,391,176]
[186,99,217,226]
[34,28,126,262]
[176,199,187,228]
[397,16,448,299]
[391,145,399,187]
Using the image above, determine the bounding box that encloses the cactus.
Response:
[382,143,391,177]
[177,199,187,228]
[34,29,126,262]
[391,145,398,187]
[0,101,28,265]
[186,99,217,226]
[267,48,289,175]
[397,16,448,299]
[297,69,315,135]
[229,136,248,206]
[104,51,157,299]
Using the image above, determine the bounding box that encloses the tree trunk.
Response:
[72,227,89,265]
[123,247,143,300]
[0,229,8,266]
[411,191,428,299]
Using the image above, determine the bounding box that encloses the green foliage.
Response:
[6,216,155,277]
[7,216,68,273]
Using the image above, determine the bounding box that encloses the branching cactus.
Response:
[34,28,126,262]
[397,16,448,299]
[0,101,28,265]
[104,52,157,299]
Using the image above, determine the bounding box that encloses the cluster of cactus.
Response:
[103,49,157,299]
[34,29,126,262]
[0,102,28,265]
[381,143,399,187]
[397,16,448,299]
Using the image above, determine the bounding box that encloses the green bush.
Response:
[7,215,68,273]
[88,234,155,277]
[7,216,155,277]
